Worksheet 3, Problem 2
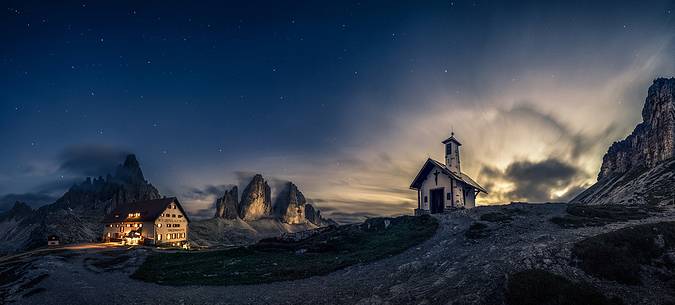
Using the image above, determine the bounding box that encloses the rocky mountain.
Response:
[0,154,161,254]
[193,175,336,247]
[214,186,239,219]
[211,174,334,226]
[572,78,675,205]
[238,174,273,221]
[273,182,307,224]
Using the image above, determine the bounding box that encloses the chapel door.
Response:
[430,188,444,214]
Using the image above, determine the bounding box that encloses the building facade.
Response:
[102,197,189,247]
[410,133,487,214]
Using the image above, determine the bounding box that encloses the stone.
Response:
[238,174,272,221]
[215,186,239,219]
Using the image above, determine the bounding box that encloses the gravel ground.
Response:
[4,203,675,305]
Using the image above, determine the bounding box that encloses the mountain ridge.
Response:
[572,78,675,205]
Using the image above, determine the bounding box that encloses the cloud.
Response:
[0,192,57,211]
[479,158,587,202]
[180,184,235,220]
[58,144,131,177]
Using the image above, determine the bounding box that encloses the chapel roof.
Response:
[409,158,487,193]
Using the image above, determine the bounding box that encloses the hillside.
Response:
[572,78,675,205]
[4,203,675,304]
[0,155,161,254]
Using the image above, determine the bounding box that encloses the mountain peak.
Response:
[114,154,146,184]
[597,77,675,181]
[123,154,140,168]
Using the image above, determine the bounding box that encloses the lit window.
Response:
[157,234,162,241]
[107,232,111,237]
[139,223,143,227]
[128,213,133,217]
[157,223,162,228]
[135,212,140,217]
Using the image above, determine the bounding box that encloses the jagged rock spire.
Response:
[273,182,307,224]
[215,186,239,219]
[114,154,146,184]
[238,174,272,221]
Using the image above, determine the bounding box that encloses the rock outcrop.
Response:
[0,154,161,254]
[215,186,239,219]
[305,203,337,226]
[238,174,272,221]
[273,182,307,224]
[598,78,675,180]
[572,78,675,205]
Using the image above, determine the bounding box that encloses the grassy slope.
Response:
[572,221,675,285]
[505,269,623,305]
[132,215,438,285]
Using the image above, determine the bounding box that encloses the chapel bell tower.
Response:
[442,132,461,174]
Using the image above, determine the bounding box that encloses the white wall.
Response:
[418,165,471,211]
[465,188,476,209]
[154,203,189,245]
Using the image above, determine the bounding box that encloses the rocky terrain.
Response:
[572,78,675,205]
[0,155,161,255]
[191,175,336,247]
[4,203,675,305]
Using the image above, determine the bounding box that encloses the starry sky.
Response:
[2,1,674,222]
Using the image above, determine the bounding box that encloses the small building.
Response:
[47,235,60,247]
[102,197,190,247]
[410,133,487,214]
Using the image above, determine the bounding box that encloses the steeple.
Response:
[442,132,461,173]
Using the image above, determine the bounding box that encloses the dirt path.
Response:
[6,203,675,305]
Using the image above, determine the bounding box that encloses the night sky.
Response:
[2,1,674,222]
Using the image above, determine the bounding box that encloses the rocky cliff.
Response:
[194,175,336,246]
[0,154,161,254]
[238,174,273,221]
[215,186,239,219]
[572,78,675,205]
[273,182,307,224]
[598,78,675,180]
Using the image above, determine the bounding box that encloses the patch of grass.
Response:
[505,269,623,305]
[550,204,661,229]
[572,221,675,285]
[465,222,490,239]
[132,215,438,286]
